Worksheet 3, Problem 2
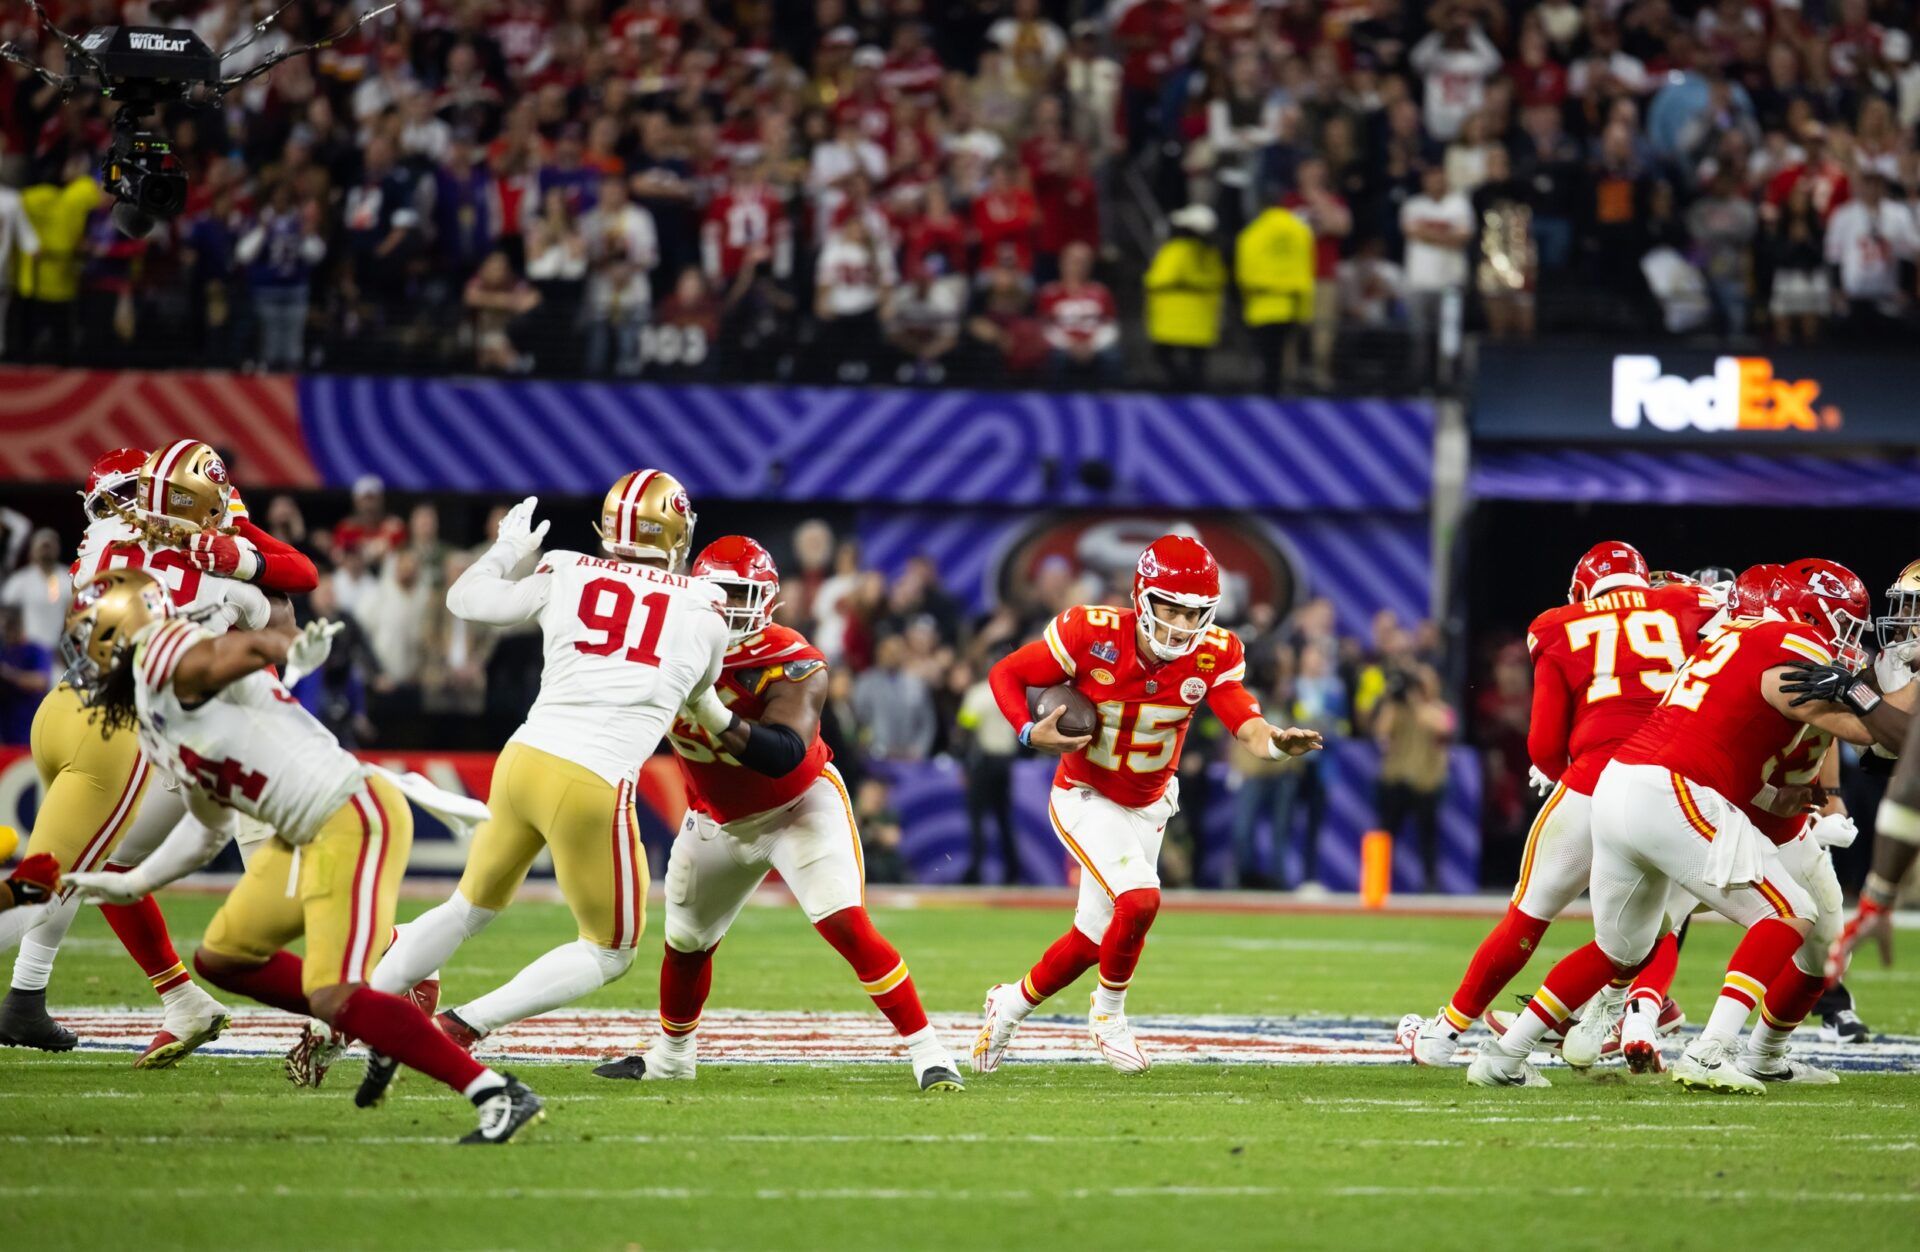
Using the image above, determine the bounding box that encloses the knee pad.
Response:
[582,940,635,983]
[1878,797,1920,847]
[1109,888,1161,942]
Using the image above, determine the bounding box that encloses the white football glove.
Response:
[61,869,150,906]
[1809,812,1859,850]
[1528,766,1557,797]
[283,618,345,687]
[683,686,736,737]
[496,495,550,564]
[1874,638,1919,696]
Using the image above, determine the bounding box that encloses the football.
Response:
[1031,684,1099,738]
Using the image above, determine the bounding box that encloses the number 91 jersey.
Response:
[132,619,367,844]
[1527,583,1719,795]
[516,551,730,787]
[1046,605,1251,809]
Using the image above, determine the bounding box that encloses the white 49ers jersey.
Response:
[73,517,269,633]
[450,547,729,786]
[132,619,366,845]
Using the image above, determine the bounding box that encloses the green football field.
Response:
[3,891,1917,1251]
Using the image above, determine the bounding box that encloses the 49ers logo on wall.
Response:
[994,514,1296,624]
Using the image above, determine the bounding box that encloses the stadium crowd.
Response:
[0,488,1461,891]
[0,0,1916,390]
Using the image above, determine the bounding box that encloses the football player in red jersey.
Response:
[1403,542,1721,1068]
[1471,560,1908,1093]
[971,535,1322,1073]
[593,537,963,1092]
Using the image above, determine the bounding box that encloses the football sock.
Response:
[902,1024,949,1070]
[10,894,78,992]
[369,892,496,996]
[816,907,929,1037]
[1499,941,1626,1058]
[1700,918,1803,1046]
[96,866,191,998]
[659,942,715,1039]
[195,949,310,1017]
[1749,963,1825,1056]
[1018,927,1101,1014]
[333,985,490,1095]
[458,940,634,1035]
[1095,888,1159,1014]
[0,898,49,954]
[1445,904,1551,1027]
[1626,927,1681,1016]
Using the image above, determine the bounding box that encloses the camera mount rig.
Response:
[0,0,394,236]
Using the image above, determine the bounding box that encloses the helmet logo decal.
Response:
[203,456,228,486]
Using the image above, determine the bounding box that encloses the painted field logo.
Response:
[1611,356,1841,433]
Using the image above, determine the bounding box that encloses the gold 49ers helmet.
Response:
[1879,558,1920,647]
[136,440,233,537]
[60,569,173,700]
[595,469,696,568]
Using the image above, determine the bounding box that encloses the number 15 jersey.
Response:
[452,549,729,787]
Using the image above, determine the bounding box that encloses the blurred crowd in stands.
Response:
[0,489,1463,891]
[2,0,1915,394]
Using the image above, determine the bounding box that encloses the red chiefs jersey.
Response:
[1751,722,1833,845]
[667,624,832,824]
[701,186,789,279]
[1614,618,1839,840]
[1034,605,1258,808]
[1526,583,1720,795]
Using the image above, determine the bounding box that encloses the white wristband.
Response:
[687,686,734,737]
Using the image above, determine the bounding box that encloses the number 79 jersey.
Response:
[1046,604,1256,809]
[132,619,367,845]
[516,551,730,787]
[1526,583,1720,795]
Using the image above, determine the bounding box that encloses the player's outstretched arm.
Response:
[1769,662,1910,754]
[232,516,321,593]
[1208,679,1323,759]
[446,496,552,626]
[687,667,827,777]
[173,625,297,702]
[65,804,235,905]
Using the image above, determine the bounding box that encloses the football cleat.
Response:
[1465,1040,1549,1088]
[1617,1001,1665,1074]
[1827,900,1893,980]
[436,1008,483,1053]
[0,989,77,1052]
[408,976,442,1019]
[917,1064,965,1092]
[1088,992,1150,1074]
[356,1051,401,1108]
[1670,1038,1766,1096]
[1399,1010,1462,1067]
[594,1037,695,1081]
[460,1074,545,1145]
[970,983,1026,1074]
[1736,1047,1840,1086]
[1481,1006,1565,1054]
[285,1019,347,1087]
[1819,1007,1869,1044]
[1561,987,1625,1070]
[135,986,231,1070]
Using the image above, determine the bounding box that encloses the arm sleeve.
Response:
[1207,680,1264,736]
[116,795,237,896]
[234,517,319,593]
[1526,651,1574,780]
[445,539,553,626]
[988,638,1072,730]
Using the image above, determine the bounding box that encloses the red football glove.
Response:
[3,853,60,909]
[187,530,263,580]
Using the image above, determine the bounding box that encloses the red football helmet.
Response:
[1770,558,1871,668]
[1569,541,1650,603]
[1731,563,1784,620]
[82,447,147,521]
[692,535,781,645]
[1133,534,1220,661]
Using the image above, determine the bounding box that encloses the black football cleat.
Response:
[461,1073,544,1145]
[918,1064,965,1092]
[1821,1007,1870,1044]
[591,1054,649,1080]
[0,989,77,1052]
[355,1051,401,1108]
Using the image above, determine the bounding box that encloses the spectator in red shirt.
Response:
[972,158,1039,272]
[881,24,944,104]
[702,160,792,282]
[1115,0,1191,153]
[1036,241,1120,384]
[1281,158,1352,390]
[901,180,969,277]
[1033,141,1100,283]
[332,476,408,564]
[1509,26,1568,109]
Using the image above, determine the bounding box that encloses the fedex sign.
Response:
[1611,356,1842,434]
